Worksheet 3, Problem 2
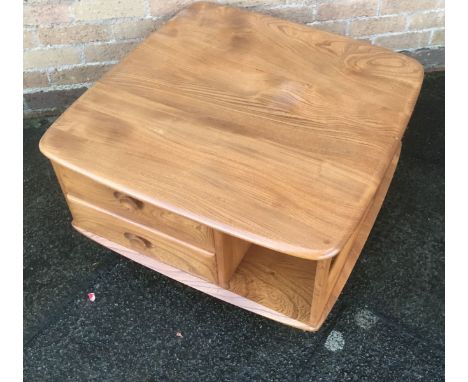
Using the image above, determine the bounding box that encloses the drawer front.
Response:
[68,196,218,283]
[53,163,214,252]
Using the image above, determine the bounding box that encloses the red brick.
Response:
[23,2,72,26]
[24,47,82,70]
[349,16,406,37]
[380,0,445,15]
[38,24,112,45]
[374,31,431,50]
[49,65,114,85]
[431,29,444,45]
[74,0,146,21]
[23,71,49,88]
[84,42,139,63]
[408,11,445,30]
[317,0,378,21]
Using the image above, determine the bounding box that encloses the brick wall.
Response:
[23,0,445,118]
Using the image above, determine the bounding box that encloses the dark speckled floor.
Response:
[23,72,444,382]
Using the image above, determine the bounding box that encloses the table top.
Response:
[40,1,424,260]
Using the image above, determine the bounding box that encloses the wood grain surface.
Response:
[309,257,332,325]
[40,1,423,259]
[229,245,317,324]
[214,231,251,288]
[54,163,215,252]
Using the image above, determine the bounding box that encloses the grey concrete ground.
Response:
[24,72,444,381]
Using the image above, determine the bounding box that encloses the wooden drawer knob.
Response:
[124,232,152,250]
[113,191,143,211]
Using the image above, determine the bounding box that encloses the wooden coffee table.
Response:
[39,2,423,331]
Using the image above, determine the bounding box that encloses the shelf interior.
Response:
[228,245,316,324]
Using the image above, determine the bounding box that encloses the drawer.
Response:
[53,163,214,252]
[67,195,218,283]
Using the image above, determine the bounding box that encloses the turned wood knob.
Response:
[124,232,152,250]
[113,191,143,211]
